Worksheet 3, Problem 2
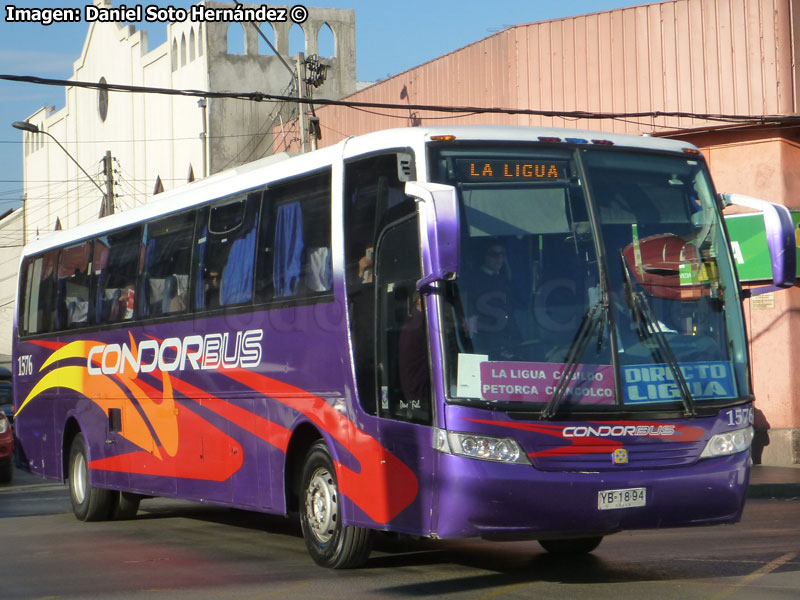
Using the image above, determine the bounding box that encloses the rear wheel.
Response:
[539,536,603,555]
[68,435,115,521]
[299,441,373,568]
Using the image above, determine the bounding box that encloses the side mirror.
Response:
[721,194,796,288]
[404,182,460,291]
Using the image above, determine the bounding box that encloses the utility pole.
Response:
[20,193,26,245]
[296,54,309,153]
[300,54,326,152]
[198,98,208,178]
[103,150,114,216]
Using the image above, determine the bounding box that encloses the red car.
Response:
[0,412,12,483]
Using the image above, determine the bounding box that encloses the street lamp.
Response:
[11,121,111,216]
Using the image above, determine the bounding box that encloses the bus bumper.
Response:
[431,451,749,540]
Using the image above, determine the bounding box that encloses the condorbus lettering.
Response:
[139,339,160,373]
[158,338,183,372]
[203,334,222,370]
[180,335,204,370]
[86,329,263,375]
[563,424,677,438]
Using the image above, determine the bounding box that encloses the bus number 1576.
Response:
[17,355,33,377]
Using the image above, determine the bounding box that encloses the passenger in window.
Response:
[206,270,221,308]
[169,281,187,313]
[122,285,136,320]
[107,284,135,322]
[358,247,374,284]
[467,241,520,356]
[398,293,430,407]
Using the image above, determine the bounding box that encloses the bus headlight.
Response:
[700,426,754,458]
[434,428,530,464]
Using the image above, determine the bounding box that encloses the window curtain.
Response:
[221,225,256,305]
[273,202,304,297]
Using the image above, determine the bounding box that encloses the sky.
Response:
[0,0,652,212]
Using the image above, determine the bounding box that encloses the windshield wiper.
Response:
[620,254,697,418]
[540,296,608,420]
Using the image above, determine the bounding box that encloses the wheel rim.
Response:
[72,452,87,504]
[305,466,338,544]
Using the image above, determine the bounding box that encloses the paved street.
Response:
[1,466,798,600]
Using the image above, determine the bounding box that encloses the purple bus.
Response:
[13,127,795,568]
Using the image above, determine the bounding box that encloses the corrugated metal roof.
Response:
[314,0,795,145]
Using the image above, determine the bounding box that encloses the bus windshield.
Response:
[429,144,748,415]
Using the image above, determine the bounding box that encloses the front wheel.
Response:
[299,441,373,568]
[68,435,115,521]
[539,536,603,555]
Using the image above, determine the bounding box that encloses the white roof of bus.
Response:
[21,125,697,256]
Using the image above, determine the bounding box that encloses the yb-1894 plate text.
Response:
[598,487,646,510]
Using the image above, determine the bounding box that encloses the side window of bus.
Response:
[375,214,430,424]
[19,250,59,335]
[93,226,142,324]
[255,171,332,302]
[141,212,194,317]
[195,191,260,310]
[344,154,411,292]
[57,241,92,329]
[344,153,413,415]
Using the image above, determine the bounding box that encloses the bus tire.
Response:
[299,441,373,568]
[68,435,115,522]
[538,536,603,555]
[111,491,141,520]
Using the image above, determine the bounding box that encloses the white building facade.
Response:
[4,0,356,357]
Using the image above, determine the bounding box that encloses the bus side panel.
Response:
[14,304,435,534]
[13,340,59,480]
[348,416,434,536]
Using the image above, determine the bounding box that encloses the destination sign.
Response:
[458,159,568,181]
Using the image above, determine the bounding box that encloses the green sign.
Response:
[724,211,800,282]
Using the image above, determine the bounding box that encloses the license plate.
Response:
[598,487,646,510]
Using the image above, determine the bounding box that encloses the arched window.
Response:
[171,38,178,71]
[180,33,187,67]
[153,176,164,195]
[187,165,195,183]
[227,22,246,55]
[318,23,335,58]
[198,24,204,56]
[257,22,277,54]
[189,28,196,61]
[288,23,305,57]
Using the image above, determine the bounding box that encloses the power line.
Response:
[0,130,295,145]
[3,73,797,126]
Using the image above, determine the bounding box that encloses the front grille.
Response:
[530,441,704,471]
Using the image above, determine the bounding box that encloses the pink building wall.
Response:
[685,130,800,462]
[311,0,795,143]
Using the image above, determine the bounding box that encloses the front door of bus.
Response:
[373,213,435,535]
